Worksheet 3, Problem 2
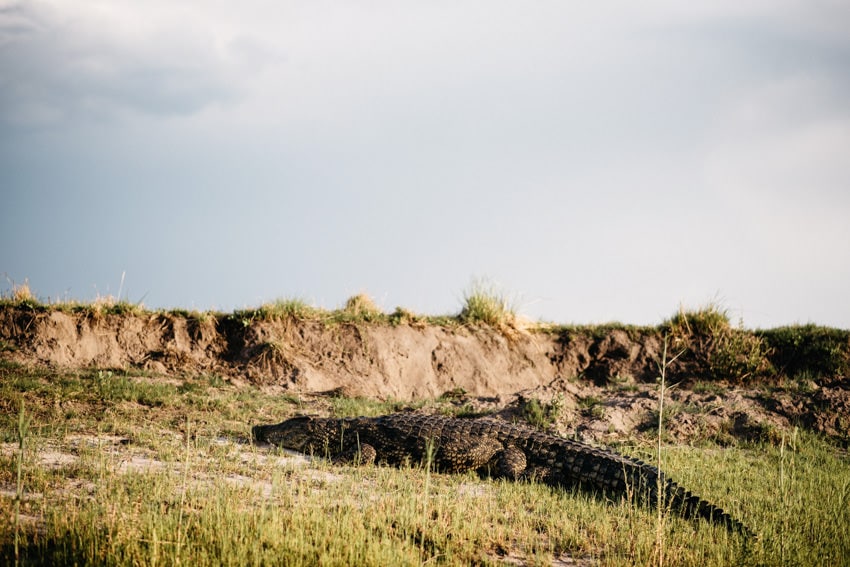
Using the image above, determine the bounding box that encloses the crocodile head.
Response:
[251,415,330,452]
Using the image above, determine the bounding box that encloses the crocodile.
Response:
[252,412,752,536]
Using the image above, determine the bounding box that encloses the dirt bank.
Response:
[0,305,662,399]
[1,304,848,445]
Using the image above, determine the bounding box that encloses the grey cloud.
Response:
[0,3,39,47]
[0,3,268,126]
[2,1,849,328]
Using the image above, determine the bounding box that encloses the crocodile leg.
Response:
[331,443,377,466]
[494,445,528,480]
[433,434,504,473]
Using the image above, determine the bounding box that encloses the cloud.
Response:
[0,2,38,47]
[2,0,849,327]
[0,1,284,126]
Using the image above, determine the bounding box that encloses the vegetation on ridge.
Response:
[2,282,849,384]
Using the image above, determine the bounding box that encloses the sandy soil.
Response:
[1,306,848,445]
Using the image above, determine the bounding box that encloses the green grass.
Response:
[231,297,321,326]
[691,381,726,396]
[578,395,606,419]
[459,280,516,327]
[659,303,774,382]
[521,396,566,429]
[328,396,414,417]
[1,365,848,565]
[231,294,393,327]
[662,302,732,337]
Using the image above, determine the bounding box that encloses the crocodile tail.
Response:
[622,458,753,537]
[665,482,754,537]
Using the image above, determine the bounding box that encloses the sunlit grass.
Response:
[459,279,517,328]
[1,365,849,565]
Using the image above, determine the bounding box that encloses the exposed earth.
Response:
[2,304,848,447]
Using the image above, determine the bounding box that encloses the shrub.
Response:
[459,280,516,327]
[662,302,770,381]
[757,325,850,378]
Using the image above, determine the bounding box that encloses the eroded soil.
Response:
[1,305,848,446]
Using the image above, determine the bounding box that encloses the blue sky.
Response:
[2,1,849,328]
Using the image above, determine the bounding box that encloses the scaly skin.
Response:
[252,413,752,536]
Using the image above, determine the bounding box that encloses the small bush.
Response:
[459,280,516,327]
[662,302,770,381]
[709,328,772,380]
[758,325,850,378]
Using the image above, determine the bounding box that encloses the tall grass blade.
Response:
[14,400,29,567]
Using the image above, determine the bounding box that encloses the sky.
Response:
[1,1,849,329]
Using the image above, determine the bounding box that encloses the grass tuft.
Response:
[664,301,731,337]
[11,280,34,303]
[459,280,516,328]
[388,307,422,326]
[343,293,383,318]
[328,293,387,324]
[662,302,771,382]
[521,396,564,430]
[1,278,40,310]
[233,297,320,325]
[264,298,317,320]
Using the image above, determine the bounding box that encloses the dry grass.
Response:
[10,281,34,303]
[338,293,385,323]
